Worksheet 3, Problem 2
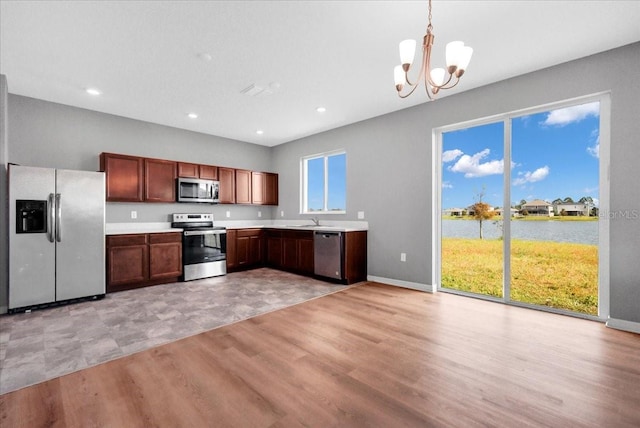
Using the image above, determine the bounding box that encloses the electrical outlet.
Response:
[130,210,137,219]
[258,211,262,218]
[226,211,231,218]
[357,211,365,219]
[400,253,406,262]
[280,210,285,217]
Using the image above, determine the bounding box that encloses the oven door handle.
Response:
[184,230,226,236]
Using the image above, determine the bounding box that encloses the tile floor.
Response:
[0,268,349,394]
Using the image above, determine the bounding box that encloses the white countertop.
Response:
[106,220,368,235]
[106,222,183,235]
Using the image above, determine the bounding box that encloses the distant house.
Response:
[521,199,553,216]
[495,207,519,217]
[444,208,465,216]
[553,202,592,216]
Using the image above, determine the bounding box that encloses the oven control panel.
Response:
[173,213,213,222]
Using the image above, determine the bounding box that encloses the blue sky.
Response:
[307,153,346,211]
[442,102,600,209]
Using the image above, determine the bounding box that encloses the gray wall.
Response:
[273,42,640,324]
[7,95,276,223]
[5,43,639,324]
[1,75,9,312]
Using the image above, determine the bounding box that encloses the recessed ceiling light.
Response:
[86,88,102,96]
[187,113,198,119]
[198,52,212,62]
[316,106,326,113]
[256,130,264,135]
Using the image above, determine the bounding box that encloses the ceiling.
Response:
[1,1,639,147]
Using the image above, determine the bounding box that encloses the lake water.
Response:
[442,219,598,245]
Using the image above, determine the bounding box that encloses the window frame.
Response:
[300,149,346,215]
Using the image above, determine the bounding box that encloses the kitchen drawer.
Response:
[149,232,182,244]
[107,234,147,247]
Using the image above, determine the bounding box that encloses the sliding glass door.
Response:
[438,96,607,318]
[441,121,504,299]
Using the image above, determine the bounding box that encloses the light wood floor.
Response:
[1,282,639,427]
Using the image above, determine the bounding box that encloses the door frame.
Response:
[432,92,610,321]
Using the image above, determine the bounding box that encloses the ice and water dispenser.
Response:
[16,200,47,233]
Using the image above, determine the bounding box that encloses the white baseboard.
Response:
[606,317,640,334]
[367,276,435,293]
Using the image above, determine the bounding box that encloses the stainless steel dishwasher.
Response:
[314,231,343,280]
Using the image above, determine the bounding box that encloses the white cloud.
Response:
[542,102,599,126]
[587,128,600,158]
[448,148,505,178]
[513,166,550,186]
[442,149,463,163]
[442,181,453,189]
[587,143,600,158]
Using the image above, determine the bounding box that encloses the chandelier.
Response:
[394,0,473,99]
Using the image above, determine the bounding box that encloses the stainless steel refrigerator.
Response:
[9,165,106,312]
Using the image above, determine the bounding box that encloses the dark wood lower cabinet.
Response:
[343,231,367,284]
[228,229,263,271]
[281,230,314,275]
[107,232,182,292]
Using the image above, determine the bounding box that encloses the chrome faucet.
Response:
[311,216,320,226]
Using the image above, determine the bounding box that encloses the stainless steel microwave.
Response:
[177,177,220,203]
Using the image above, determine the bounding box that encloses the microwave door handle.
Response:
[55,193,62,242]
[47,193,55,242]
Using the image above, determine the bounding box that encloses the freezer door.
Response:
[9,165,56,309]
[55,169,106,300]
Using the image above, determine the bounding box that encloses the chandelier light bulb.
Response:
[399,39,417,68]
[430,68,446,87]
[394,65,405,87]
[446,41,465,69]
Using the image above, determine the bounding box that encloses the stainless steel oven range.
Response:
[171,213,226,281]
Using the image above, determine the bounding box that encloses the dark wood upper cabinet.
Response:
[177,162,218,180]
[264,172,278,205]
[101,152,275,205]
[177,162,199,178]
[251,171,278,205]
[100,153,144,202]
[144,158,177,202]
[199,164,218,180]
[235,169,252,204]
[218,167,236,204]
[251,172,265,205]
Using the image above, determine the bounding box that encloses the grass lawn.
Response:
[441,238,598,315]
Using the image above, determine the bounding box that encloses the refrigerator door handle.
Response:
[47,193,55,242]
[55,193,62,242]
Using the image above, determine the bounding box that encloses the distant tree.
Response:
[560,209,567,216]
[579,196,594,203]
[471,188,496,239]
[563,196,574,203]
[552,198,563,205]
[521,209,529,216]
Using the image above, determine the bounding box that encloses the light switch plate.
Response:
[357,211,365,219]
[226,211,231,218]
[131,210,137,219]
[401,253,407,262]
